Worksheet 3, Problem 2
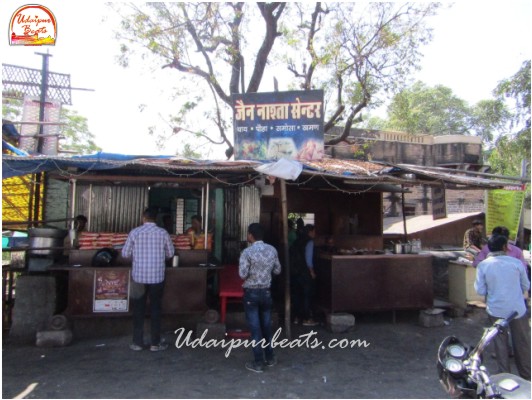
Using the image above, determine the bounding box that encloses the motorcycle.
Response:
[437,311,531,398]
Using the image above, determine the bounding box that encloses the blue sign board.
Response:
[232,90,324,161]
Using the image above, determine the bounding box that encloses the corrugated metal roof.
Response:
[2,153,523,190]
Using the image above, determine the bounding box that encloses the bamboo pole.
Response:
[280,179,291,339]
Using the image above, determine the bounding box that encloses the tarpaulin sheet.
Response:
[2,152,175,179]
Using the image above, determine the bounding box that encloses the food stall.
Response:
[3,153,520,338]
[262,183,434,315]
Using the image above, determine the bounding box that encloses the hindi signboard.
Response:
[93,270,130,312]
[232,90,324,161]
[486,189,525,242]
[431,185,447,220]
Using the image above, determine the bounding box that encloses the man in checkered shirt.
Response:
[122,208,174,352]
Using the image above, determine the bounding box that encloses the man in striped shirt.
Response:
[122,208,174,352]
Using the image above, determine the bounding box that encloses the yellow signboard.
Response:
[486,189,525,241]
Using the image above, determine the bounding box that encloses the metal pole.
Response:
[36,51,51,154]
[70,179,77,229]
[31,52,52,226]
[201,185,205,226]
[518,159,529,248]
[88,184,93,231]
[280,179,291,339]
[204,181,210,249]
[401,185,408,242]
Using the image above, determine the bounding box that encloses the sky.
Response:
[1,1,531,158]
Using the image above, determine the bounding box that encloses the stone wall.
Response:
[325,128,483,166]
[384,185,485,217]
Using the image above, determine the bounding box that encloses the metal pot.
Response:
[28,228,68,256]
[393,243,412,254]
[393,243,403,254]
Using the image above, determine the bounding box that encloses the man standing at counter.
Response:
[239,223,281,373]
[122,208,175,352]
[463,219,485,258]
[473,226,527,268]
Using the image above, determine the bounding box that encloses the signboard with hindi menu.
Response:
[486,189,525,242]
[232,90,324,161]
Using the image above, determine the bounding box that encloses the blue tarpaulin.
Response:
[2,152,176,179]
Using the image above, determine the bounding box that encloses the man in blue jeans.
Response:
[122,208,174,352]
[239,223,282,373]
[474,234,530,379]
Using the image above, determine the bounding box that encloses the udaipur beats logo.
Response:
[9,4,57,46]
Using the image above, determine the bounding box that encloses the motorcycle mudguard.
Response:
[491,373,531,399]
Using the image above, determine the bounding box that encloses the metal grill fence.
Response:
[2,63,72,105]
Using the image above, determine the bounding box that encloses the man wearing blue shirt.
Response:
[239,223,281,373]
[122,208,175,352]
[475,234,530,379]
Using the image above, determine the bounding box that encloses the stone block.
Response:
[326,313,355,333]
[10,276,57,342]
[195,322,226,340]
[419,309,445,327]
[36,329,73,347]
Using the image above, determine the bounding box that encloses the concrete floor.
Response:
[1,307,514,399]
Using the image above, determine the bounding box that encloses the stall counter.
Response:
[57,266,210,317]
[315,253,433,313]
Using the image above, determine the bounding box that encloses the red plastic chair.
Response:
[218,265,244,323]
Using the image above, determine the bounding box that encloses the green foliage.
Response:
[382,81,510,145]
[372,60,530,191]
[2,98,23,120]
[178,143,202,159]
[385,81,472,135]
[359,115,388,130]
[470,99,510,144]
[487,135,528,177]
[490,60,531,180]
[59,108,101,154]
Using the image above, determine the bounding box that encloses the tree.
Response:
[489,60,531,178]
[59,108,101,155]
[383,81,509,142]
[111,2,440,157]
[2,98,101,155]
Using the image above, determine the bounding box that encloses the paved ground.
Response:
[2,307,510,399]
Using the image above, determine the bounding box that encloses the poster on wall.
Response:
[93,270,130,312]
[486,189,525,242]
[232,90,324,161]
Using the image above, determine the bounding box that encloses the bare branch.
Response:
[180,4,231,104]
[228,2,245,95]
[304,2,326,90]
[247,3,287,93]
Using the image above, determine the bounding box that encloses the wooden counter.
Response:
[315,254,433,313]
[59,266,210,317]
[448,260,484,307]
